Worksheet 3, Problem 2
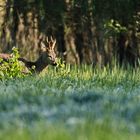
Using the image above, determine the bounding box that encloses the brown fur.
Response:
[0,36,57,73]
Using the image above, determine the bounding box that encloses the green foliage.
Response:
[56,58,65,68]
[134,12,140,37]
[54,58,70,77]
[104,19,127,36]
[0,47,30,80]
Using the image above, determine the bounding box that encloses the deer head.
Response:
[39,35,57,66]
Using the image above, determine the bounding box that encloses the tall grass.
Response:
[0,65,140,139]
[47,64,140,89]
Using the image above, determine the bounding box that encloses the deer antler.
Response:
[50,36,56,49]
[50,36,53,42]
[46,36,49,42]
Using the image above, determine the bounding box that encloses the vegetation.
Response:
[0,1,140,139]
[0,123,140,140]
[0,66,140,139]
[0,0,140,66]
[0,47,31,80]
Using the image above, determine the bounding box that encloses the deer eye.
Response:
[48,55,52,58]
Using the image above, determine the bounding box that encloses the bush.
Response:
[0,47,31,80]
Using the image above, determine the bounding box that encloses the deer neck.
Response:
[35,53,49,72]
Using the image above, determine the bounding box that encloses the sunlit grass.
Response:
[46,64,140,89]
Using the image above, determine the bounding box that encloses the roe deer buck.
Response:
[0,36,57,73]
[19,36,57,72]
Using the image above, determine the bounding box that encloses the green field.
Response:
[0,65,140,140]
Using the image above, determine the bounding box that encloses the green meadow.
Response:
[0,65,140,140]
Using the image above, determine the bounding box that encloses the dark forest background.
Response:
[0,0,140,67]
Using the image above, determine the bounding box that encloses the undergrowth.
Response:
[0,47,31,80]
[0,50,140,139]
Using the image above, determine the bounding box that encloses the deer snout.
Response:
[52,62,57,66]
[52,58,57,66]
[49,56,57,66]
